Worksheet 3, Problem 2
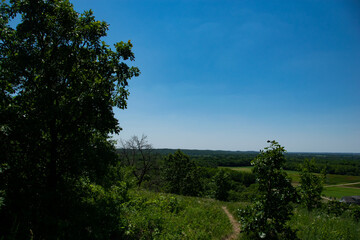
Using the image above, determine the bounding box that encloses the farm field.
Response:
[224,166,360,199]
[348,183,360,188]
[322,187,360,199]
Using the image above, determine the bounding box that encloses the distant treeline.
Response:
[154,149,360,176]
[285,153,360,176]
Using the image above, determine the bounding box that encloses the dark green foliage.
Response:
[298,159,324,210]
[162,150,202,196]
[154,149,360,176]
[228,183,259,202]
[349,205,360,222]
[56,179,129,239]
[324,200,349,217]
[0,0,139,239]
[213,169,231,201]
[0,190,4,210]
[227,169,256,187]
[195,167,256,201]
[155,148,257,167]
[0,164,6,211]
[239,141,298,239]
[284,153,360,176]
[323,201,360,222]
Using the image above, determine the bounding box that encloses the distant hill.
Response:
[121,148,360,175]
[153,148,258,156]
[116,147,360,175]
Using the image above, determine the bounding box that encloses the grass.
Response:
[348,183,360,188]
[322,187,360,199]
[223,166,253,172]
[290,207,360,240]
[125,189,233,239]
[124,188,360,239]
[223,197,360,240]
[222,201,248,221]
[323,175,360,185]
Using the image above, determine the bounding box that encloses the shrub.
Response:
[56,178,129,240]
[239,141,298,239]
[323,200,349,217]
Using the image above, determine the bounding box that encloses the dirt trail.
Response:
[321,196,332,201]
[222,206,240,240]
[324,181,360,188]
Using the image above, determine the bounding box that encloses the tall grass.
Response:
[290,207,360,240]
[123,188,360,239]
[124,189,233,239]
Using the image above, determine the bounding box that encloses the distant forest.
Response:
[150,149,360,176]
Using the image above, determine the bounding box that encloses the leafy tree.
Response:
[0,0,139,239]
[213,169,231,201]
[239,141,298,239]
[298,158,324,210]
[119,135,157,187]
[162,150,202,196]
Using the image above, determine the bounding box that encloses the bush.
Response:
[124,190,233,240]
[55,178,129,240]
[298,159,324,210]
[349,205,360,222]
[123,194,185,239]
[323,200,349,217]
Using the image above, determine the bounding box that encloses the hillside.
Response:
[125,189,360,240]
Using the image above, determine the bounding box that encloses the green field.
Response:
[349,183,360,188]
[322,187,360,199]
[225,166,360,199]
[224,166,253,172]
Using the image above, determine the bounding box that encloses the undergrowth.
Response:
[123,189,233,239]
[290,207,360,240]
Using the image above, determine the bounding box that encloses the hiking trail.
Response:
[222,206,240,240]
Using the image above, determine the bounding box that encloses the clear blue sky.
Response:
[72,0,360,152]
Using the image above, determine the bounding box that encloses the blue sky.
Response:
[73,0,360,152]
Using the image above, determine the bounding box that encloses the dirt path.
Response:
[321,196,332,201]
[324,181,360,188]
[222,206,240,240]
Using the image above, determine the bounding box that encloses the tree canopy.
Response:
[162,150,202,196]
[0,0,139,239]
[298,158,324,211]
